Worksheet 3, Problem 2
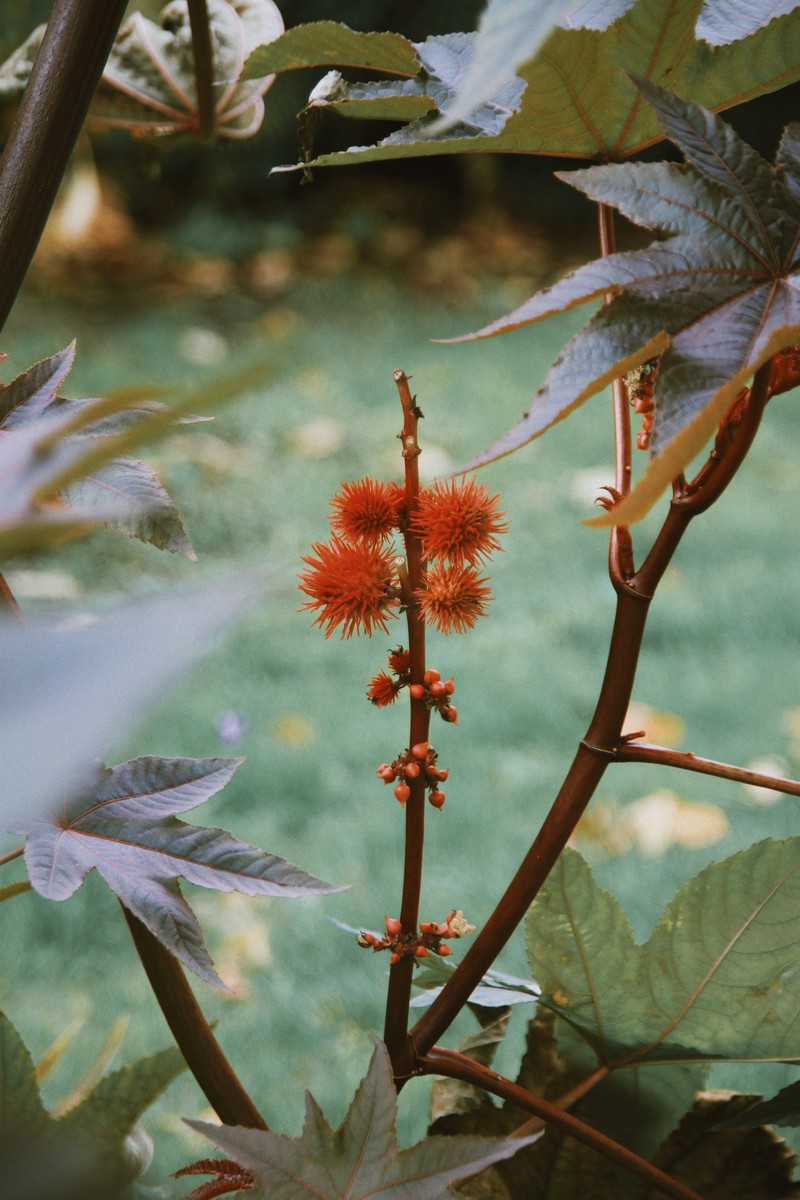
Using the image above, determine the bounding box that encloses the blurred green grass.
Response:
[2,263,800,1190]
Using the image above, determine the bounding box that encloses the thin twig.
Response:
[615,741,800,796]
[509,1062,611,1139]
[0,881,32,903]
[0,845,24,868]
[123,906,268,1129]
[421,1048,704,1200]
[0,573,22,616]
[187,0,216,139]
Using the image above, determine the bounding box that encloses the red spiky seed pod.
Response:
[300,538,400,638]
[387,646,411,675]
[412,478,508,565]
[329,477,403,543]
[367,671,400,707]
[416,564,492,635]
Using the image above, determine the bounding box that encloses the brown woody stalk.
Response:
[123,908,268,1129]
[422,1048,704,1200]
[614,741,800,796]
[384,370,432,1066]
[187,0,216,139]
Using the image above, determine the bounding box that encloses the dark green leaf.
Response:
[23,755,345,986]
[266,0,800,170]
[0,1012,48,1131]
[695,0,800,45]
[527,840,800,1065]
[59,1043,185,1146]
[65,454,195,559]
[429,1011,511,1124]
[88,0,284,141]
[242,20,420,78]
[190,1039,539,1200]
[716,1080,800,1129]
[636,1092,800,1198]
[452,85,800,521]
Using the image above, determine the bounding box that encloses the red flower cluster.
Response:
[299,538,399,638]
[376,739,449,808]
[300,474,506,639]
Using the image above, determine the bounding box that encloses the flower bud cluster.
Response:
[626,357,659,451]
[367,650,457,724]
[376,740,448,808]
[357,910,476,963]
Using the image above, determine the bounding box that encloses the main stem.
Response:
[384,370,432,1066]
[123,908,268,1129]
[0,0,128,333]
[187,0,216,139]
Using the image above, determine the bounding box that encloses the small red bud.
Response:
[415,945,430,957]
[436,768,449,781]
[423,669,441,685]
[404,761,421,779]
[441,706,458,724]
[425,764,438,778]
[436,944,453,956]
[430,680,446,698]
[410,741,429,760]
[390,952,402,965]
[409,683,426,700]
[419,921,433,934]
[378,765,396,783]
[429,789,446,809]
[444,677,455,694]
[636,430,650,451]
[385,916,402,937]
[394,782,411,805]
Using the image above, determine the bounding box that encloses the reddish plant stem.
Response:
[384,370,432,1067]
[421,1048,704,1200]
[187,0,216,139]
[404,369,778,1079]
[0,0,129,333]
[123,907,268,1130]
[615,741,800,796]
[510,1062,612,1139]
[0,573,22,616]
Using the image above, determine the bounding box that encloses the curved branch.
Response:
[614,741,800,797]
[421,1047,704,1200]
[123,907,268,1130]
[0,0,129,333]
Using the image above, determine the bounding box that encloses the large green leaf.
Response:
[452,84,800,523]
[257,0,800,170]
[526,840,800,1066]
[0,1010,185,1190]
[716,1079,800,1129]
[190,1039,539,1200]
[23,755,344,986]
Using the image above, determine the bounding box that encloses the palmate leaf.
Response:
[0,1010,185,1187]
[252,0,800,170]
[526,840,800,1068]
[189,1039,538,1200]
[715,1080,800,1129]
[0,344,195,557]
[453,82,800,523]
[90,0,284,141]
[22,755,343,987]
